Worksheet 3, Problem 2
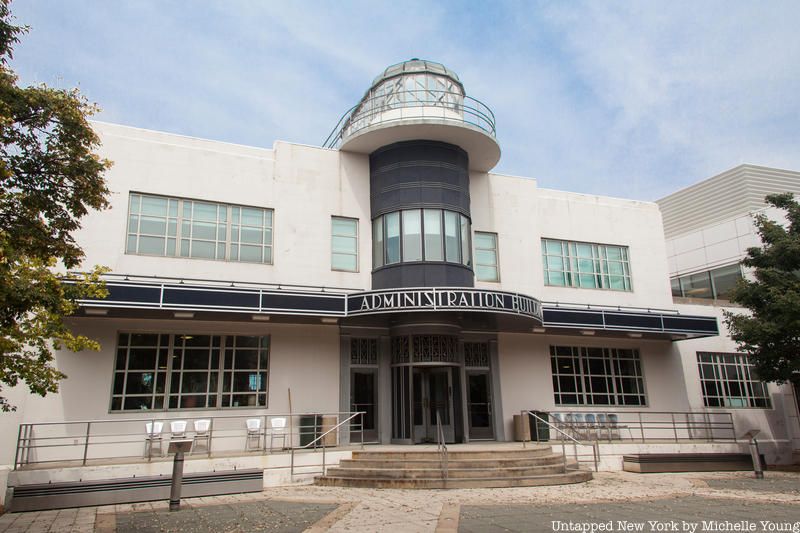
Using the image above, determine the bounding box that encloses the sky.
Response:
[9,1,800,201]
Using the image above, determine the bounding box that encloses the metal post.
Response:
[261,415,274,455]
[169,450,185,511]
[671,412,678,442]
[360,413,364,449]
[638,412,644,441]
[14,424,23,470]
[82,422,92,466]
[749,438,764,479]
[207,418,213,458]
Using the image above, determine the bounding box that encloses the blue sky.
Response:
[10,1,800,200]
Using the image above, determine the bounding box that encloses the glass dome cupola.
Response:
[324,59,500,172]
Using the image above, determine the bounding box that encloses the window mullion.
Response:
[225,206,232,261]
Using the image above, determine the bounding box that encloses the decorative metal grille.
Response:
[412,335,458,363]
[464,342,489,368]
[391,336,410,364]
[350,338,378,366]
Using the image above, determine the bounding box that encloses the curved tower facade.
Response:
[325,59,501,290]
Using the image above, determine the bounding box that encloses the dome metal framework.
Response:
[324,59,500,172]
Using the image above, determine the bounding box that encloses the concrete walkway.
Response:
[0,471,796,532]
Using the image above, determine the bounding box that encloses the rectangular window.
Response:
[331,216,358,272]
[474,232,499,282]
[373,216,384,269]
[402,210,422,262]
[550,346,646,406]
[444,211,460,263]
[111,333,269,411]
[697,352,771,408]
[385,212,401,264]
[127,193,273,264]
[423,209,443,261]
[541,238,632,291]
[671,264,743,301]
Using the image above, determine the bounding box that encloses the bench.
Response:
[622,453,763,473]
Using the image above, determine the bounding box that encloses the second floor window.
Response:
[332,217,358,272]
[126,193,273,264]
[671,264,742,300]
[474,232,499,282]
[372,209,471,270]
[542,238,632,291]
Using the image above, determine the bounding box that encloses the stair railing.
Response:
[291,411,365,478]
[522,410,599,472]
[435,411,448,482]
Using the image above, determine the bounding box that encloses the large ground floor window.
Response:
[112,333,269,411]
[550,345,646,406]
[697,352,771,408]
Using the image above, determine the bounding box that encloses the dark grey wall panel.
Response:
[372,263,473,290]
[369,140,470,218]
[369,140,473,288]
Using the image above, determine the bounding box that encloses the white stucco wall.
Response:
[78,122,372,289]
[496,334,687,432]
[671,302,800,462]
[471,172,674,309]
[0,318,341,468]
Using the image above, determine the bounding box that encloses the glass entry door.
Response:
[467,372,493,439]
[412,367,455,443]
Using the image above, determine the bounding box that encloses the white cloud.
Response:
[10,1,800,200]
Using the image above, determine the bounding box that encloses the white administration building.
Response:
[1,60,799,497]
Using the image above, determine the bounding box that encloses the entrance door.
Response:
[412,368,455,443]
[351,369,378,443]
[467,372,494,439]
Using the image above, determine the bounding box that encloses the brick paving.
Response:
[0,471,796,532]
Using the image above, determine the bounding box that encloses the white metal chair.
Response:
[245,418,262,451]
[572,413,586,439]
[145,421,164,458]
[192,419,211,454]
[608,413,632,440]
[269,417,288,452]
[596,413,610,440]
[170,420,187,438]
[584,413,598,439]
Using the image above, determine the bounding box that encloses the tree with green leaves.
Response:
[0,2,111,411]
[725,193,800,384]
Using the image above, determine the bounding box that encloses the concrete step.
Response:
[327,463,574,479]
[315,470,593,489]
[337,454,567,470]
[351,447,552,461]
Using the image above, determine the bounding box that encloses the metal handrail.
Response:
[14,411,369,470]
[323,89,496,149]
[541,300,681,315]
[69,272,362,294]
[547,409,737,443]
[523,410,599,472]
[435,411,448,482]
[292,411,365,478]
